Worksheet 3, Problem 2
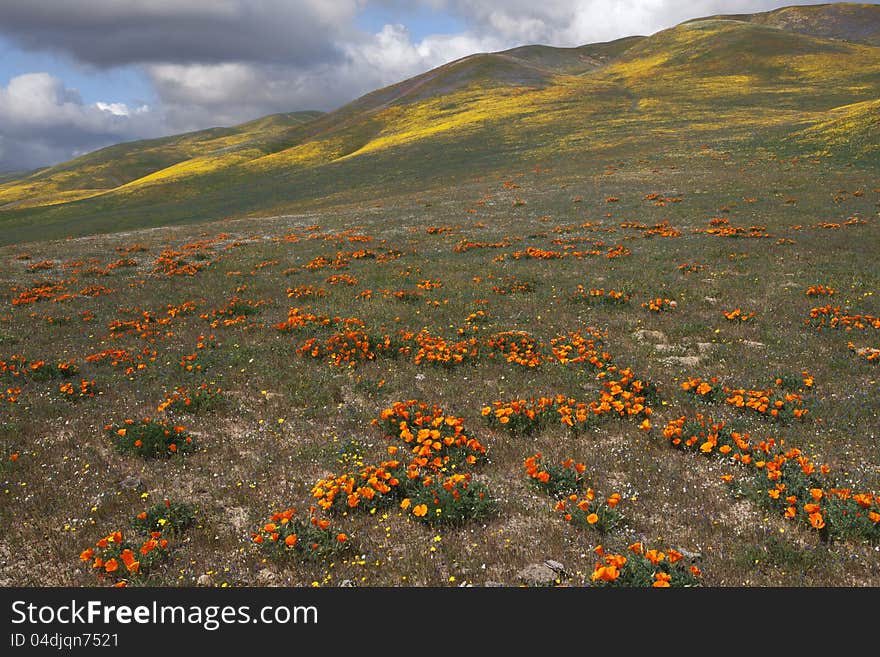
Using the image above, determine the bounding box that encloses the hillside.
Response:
[0,2,878,245]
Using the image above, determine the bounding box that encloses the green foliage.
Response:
[108,419,195,459]
[251,509,353,562]
[132,500,196,536]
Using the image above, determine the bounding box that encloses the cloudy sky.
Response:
[0,0,865,171]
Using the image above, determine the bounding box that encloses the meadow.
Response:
[1,146,878,587]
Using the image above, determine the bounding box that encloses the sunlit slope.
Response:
[792,98,880,159]
[0,111,322,209]
[1,3,879,245]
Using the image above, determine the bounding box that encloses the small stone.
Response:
[118,476,143,491]
[517,562,564,586]
[484,581,505,587]
[543,560,568,576]
[695,342,715,354]
[339,579,356,588]
[633,329,667,344]
[197,574,214,587]
[654,343,675,352]
[742,340,765,348]
[660,355,702,367]
[225,507,251,534]
[256,568,278,587]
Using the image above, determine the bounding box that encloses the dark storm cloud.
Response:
[0,0,358,66]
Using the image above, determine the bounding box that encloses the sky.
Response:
[0,0,869,172]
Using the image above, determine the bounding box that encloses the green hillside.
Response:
[0,2,878,245]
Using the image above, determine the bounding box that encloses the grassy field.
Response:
[1,145,878,587]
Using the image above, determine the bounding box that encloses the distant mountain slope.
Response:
[1,2,878,245]
[0,111,322,210]
[696,2,880,45]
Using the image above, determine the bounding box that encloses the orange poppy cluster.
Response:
[663,414,750,457]
[483,371,654,434]
[807,305,880,330]
[679,376,723,402]
[553,490,622,532]
[722,308,756,322]
[412,332,478,366]
[156,383,222,413]
[10,281,71,306]
[303,249,377,271]
[641,297,677,312]
[453,238,511,252]
[805,284,835,297]
[311,460,404,512]
[105,418,194,458]
[681,377,809,422]
[663,413,880,541]
[311,401,492,525]
[847,342,879,362]
[80,529,169,586]
[375,400,488,470]
[58,378,98,400]
[567,285,630,305]
[251,507,350,561]
[590,543,701,587]
[523,453,586,494]
[152,248,211,277]
[621,220,681,238]
[724,386,808,422]
[286,285,327,299]
[695,217,770,238]
[491,276,533,295]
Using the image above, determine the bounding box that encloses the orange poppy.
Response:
[104,558,119,573]
[285,534,298,547]
[586,513,599,525]
[645,549,665,565]
[413,504,428,517]
[653,572,672,588]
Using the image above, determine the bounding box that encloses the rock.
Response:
[225,507,251,534]
[676,547,702,562]
[741,340,765,349]
[256,568,278,587]
[484,581,505,587]
[118,475,144,491]
[660,355,702,367]
[654,343,675,353]
[197,574,214,587]
[633,329,667,344]
[543,560,568,576]
[695,342,715,355]
[339,579,356,588]
[516,561,566,586]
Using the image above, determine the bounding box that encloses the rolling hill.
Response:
[1,2,878,245]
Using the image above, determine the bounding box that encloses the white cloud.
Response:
[0,73,164,170]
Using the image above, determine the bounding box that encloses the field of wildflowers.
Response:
[0,150,878,588]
